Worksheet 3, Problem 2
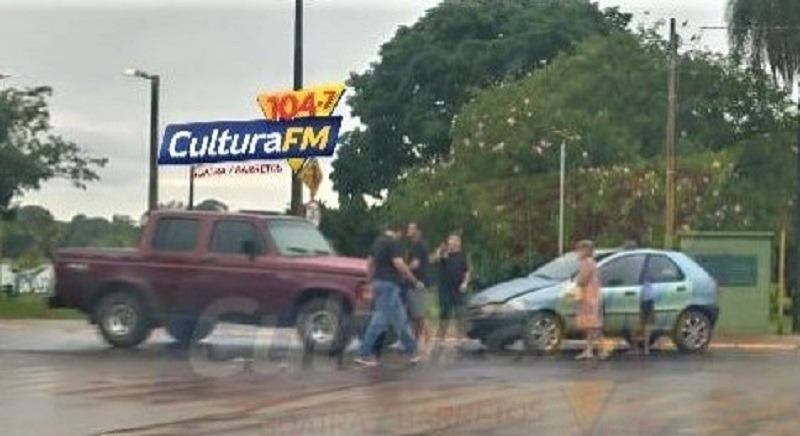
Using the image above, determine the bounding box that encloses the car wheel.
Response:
[672,309,712,353]
[165,317,216,346]
[297,298,349,354]
[485,330,520,352]
[523,312,563,355]
[95,291,152,348]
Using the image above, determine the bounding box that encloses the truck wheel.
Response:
[165,317,216,346]
[95,291,151,349]
[297,298,348,354]
[672,309,712,353]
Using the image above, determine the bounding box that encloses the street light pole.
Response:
[124,68,160,212]
[290,0,304,216]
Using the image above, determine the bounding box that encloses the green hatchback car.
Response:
[467,249,720,353]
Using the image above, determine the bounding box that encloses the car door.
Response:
[199,219,271,324]
[598,253,646,335]
[643,254,690,331]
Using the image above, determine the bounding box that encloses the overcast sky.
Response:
[0,0,730,221]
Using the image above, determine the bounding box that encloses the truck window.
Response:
[210,220,263,255]
[151,218,200,252]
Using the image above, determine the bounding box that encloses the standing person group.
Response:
[356,223,472,366]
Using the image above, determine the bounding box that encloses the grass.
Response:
[0,294,83,320]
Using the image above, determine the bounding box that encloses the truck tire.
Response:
[165,317,216,346]
[95,291,152,349]
[297,297,349,354]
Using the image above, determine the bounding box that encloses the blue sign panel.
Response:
[158,116,342,165]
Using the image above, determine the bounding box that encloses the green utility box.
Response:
[678,231,773,334]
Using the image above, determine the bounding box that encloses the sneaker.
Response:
[354,356,380,367]
[409,354,422,364]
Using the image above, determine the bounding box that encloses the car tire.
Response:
[165,317,216,346]
[523,312,563,355]
[95,291,152,349]
[297,297,349,354]
[485,330,520,352]
[672,309,712,353]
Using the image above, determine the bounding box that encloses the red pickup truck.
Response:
[49,210,370,353]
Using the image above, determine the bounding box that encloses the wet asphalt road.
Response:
[1,320,800,436]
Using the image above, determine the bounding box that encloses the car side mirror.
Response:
[241,240,258,260]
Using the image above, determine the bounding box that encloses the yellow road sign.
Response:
[300,158,323,199]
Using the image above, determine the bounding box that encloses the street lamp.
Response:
[124,68,160,212]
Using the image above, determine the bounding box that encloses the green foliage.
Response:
[193,198,228,211]
[727,0,800,85]
[384,28,795,278]
[1,208,140,266]
[318,197,379,257]
[332,0,631,201]
[0,87,107,210]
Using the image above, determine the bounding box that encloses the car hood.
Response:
[469,276,560,306]
[279,255,367,277]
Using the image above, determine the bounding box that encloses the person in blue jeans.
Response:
[356,223,423,367]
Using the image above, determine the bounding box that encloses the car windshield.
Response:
[529,253,580,281]
[529,251,617,281]
[268,220,334,257]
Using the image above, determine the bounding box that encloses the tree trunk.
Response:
[793,92,800,332]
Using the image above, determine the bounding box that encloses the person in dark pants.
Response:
[355,223,423,367]
[406,222,431,352]
[433,233,471,345]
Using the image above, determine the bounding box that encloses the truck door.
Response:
[147,217,205,315]
[196,219,274,324]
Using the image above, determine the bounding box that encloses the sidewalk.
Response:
[709,334,800,351]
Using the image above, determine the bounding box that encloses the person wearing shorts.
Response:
[434,233,471,345]
[406,222,431,350]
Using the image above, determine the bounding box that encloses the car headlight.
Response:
[480,300,524,316]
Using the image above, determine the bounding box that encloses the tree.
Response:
[384,29,794,285]
[727,0,800,331]
[331,0,631,201]
[0,87,107,210]
[193,198,228,212]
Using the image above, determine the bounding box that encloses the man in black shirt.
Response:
[434,233,471,344]
[406,222,431,348]
[356,223,423,366]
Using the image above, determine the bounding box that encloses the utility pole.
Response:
[664,18,678,249]
[290,0,304,216]
[188,165,195,210]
